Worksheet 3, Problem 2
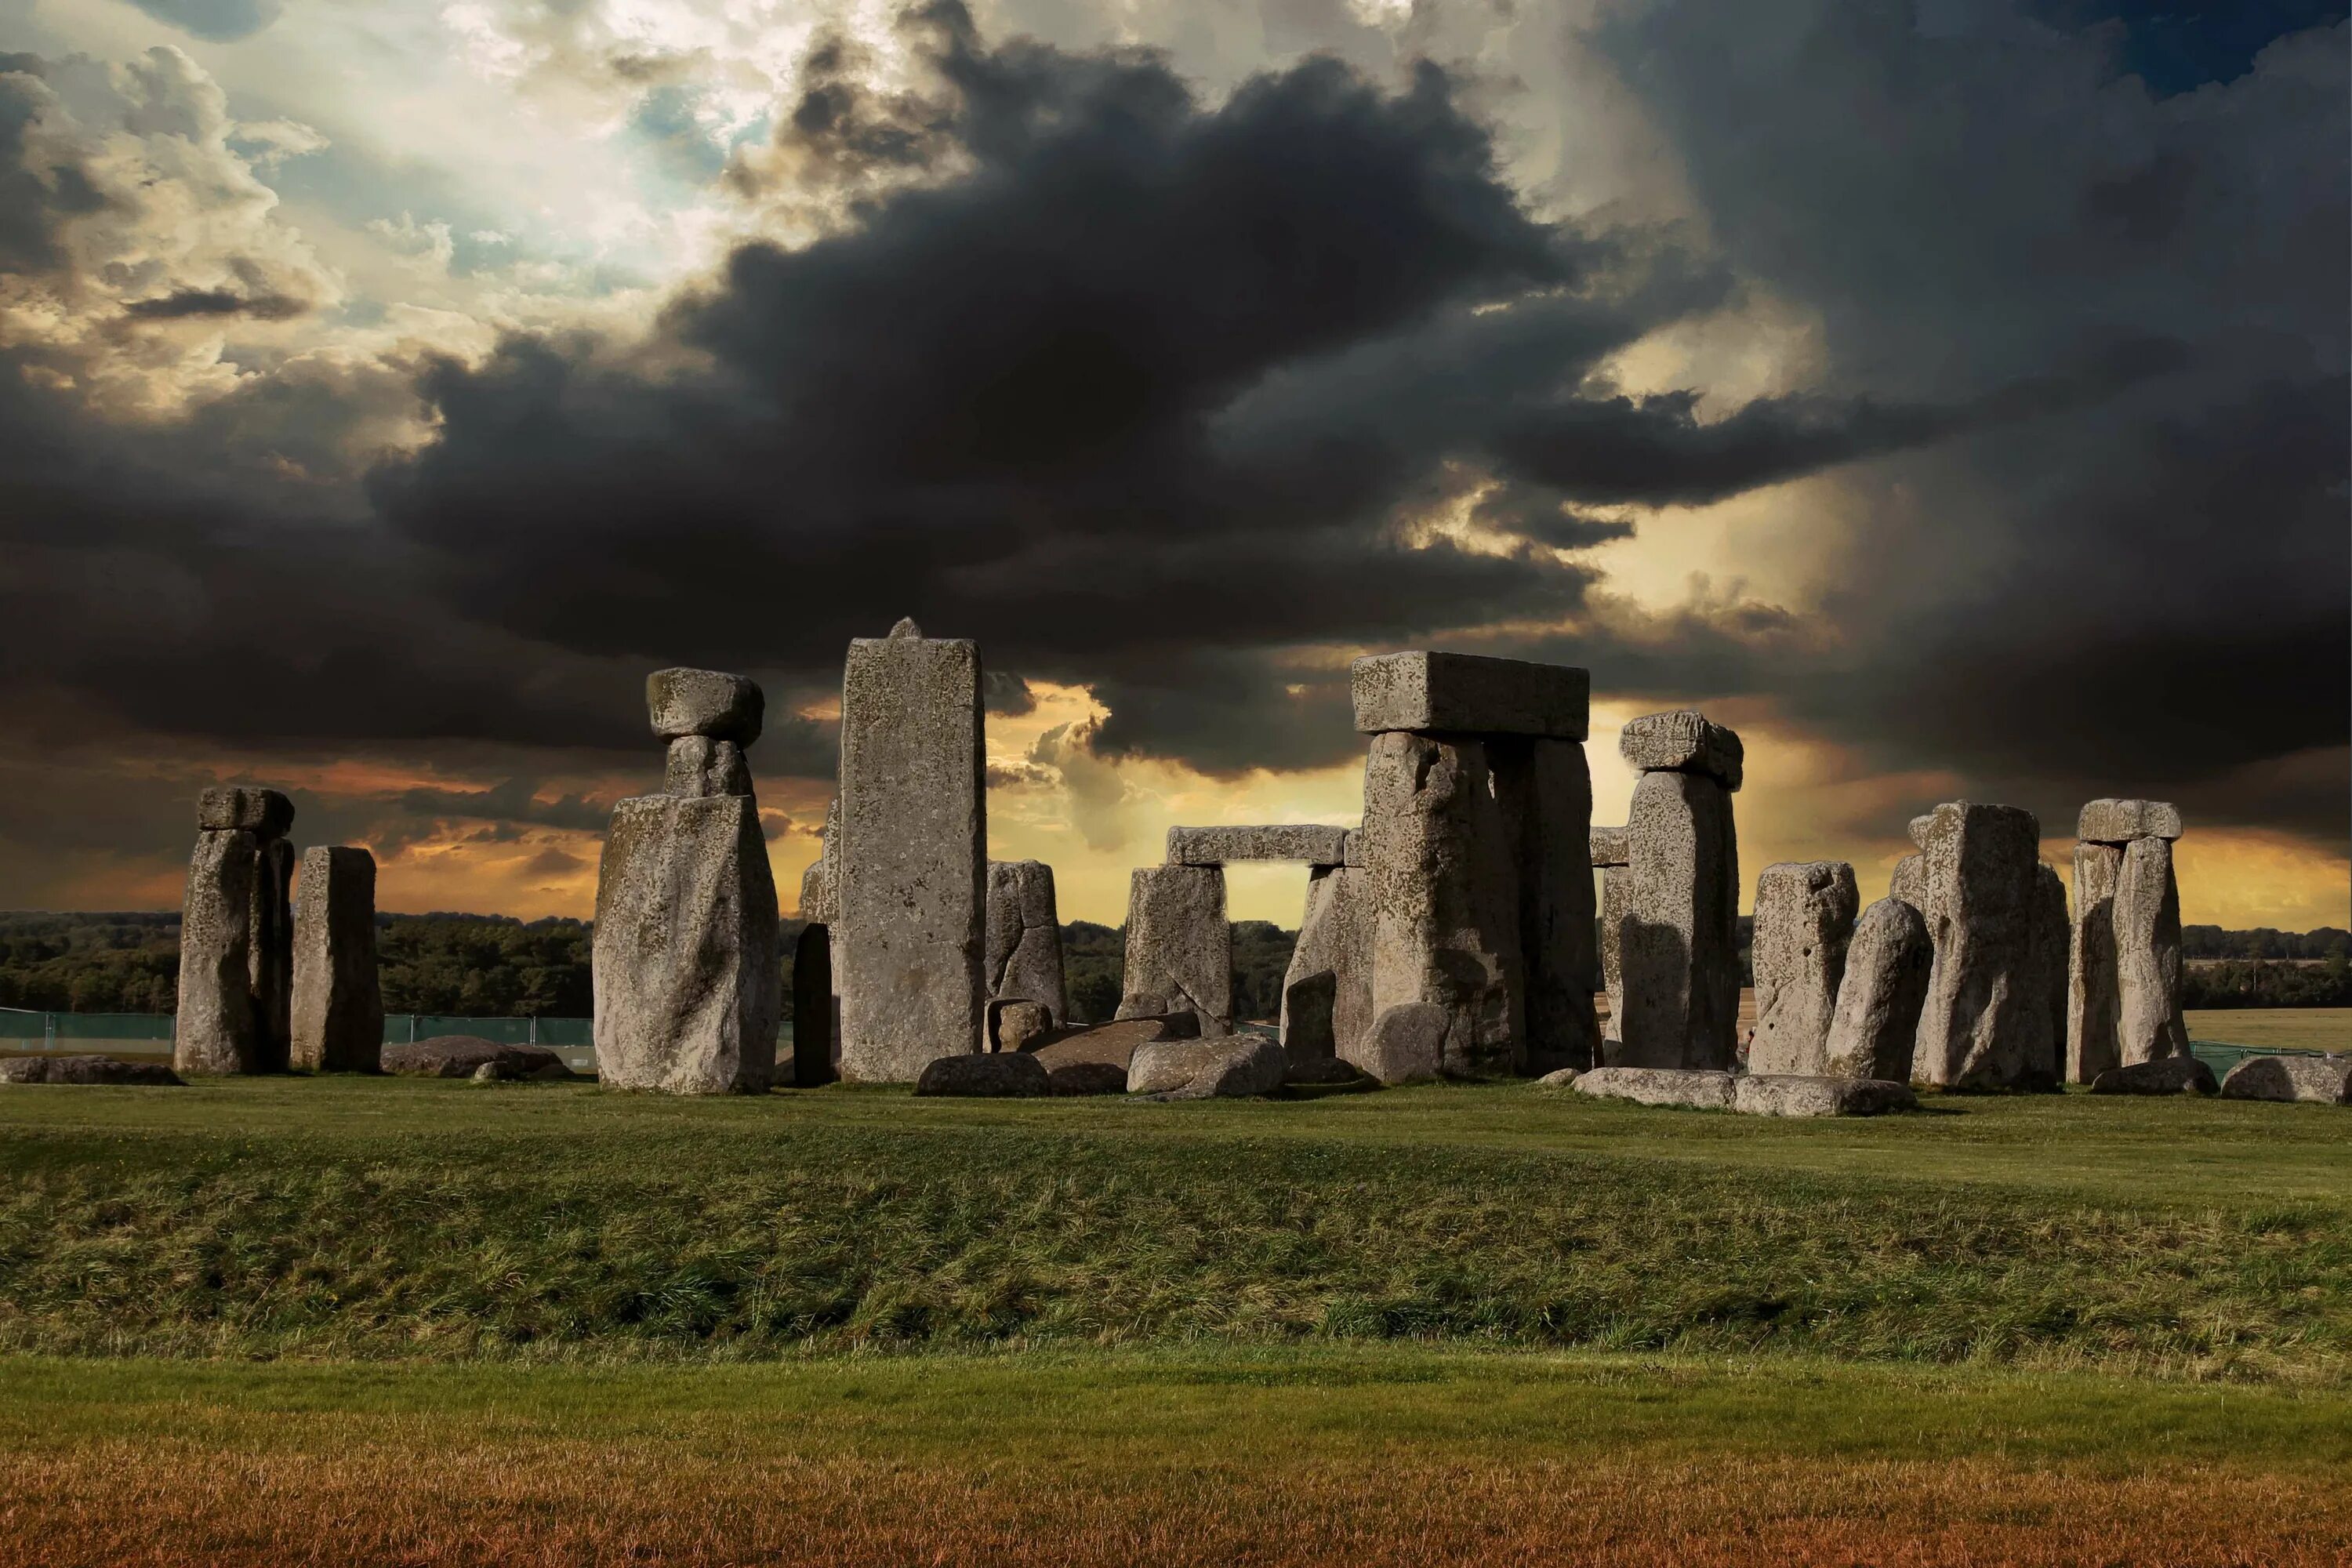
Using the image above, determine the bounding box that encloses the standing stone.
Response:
[1615,713,1742,1072]
[1908,801,2056,1090]
[665,736,753,798]
[2114,837,2188,1065]
[1748,861,1860,1076]
[1115,865,1232,1029]
[1889,852,1926,909]
[1821,897,1932,1080]
[174,827,260,1074]
[290,847,383,1073]
[985,860,1068,1025]
[1590,828,1630,1053]
[2077,798,2183,844]
[837,619,987,1081]
[2031,862,2070,1069]
[1491,737,1600,1072]
[1281,863,1372,1062]
[248,836,296,1073]
[790,924,836,1086]
[593,794,781,1094]
[2067,841,2124,1083]
[1359,731,1523,1076]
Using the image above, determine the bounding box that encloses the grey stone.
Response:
[1617,710,1744,790]
[1492,736,1601,1073]
[1359,731,1523,1076]
[2114,837,2189,1066]
[1280,865,1372,1064]
[664,735,753,799]
[1047,1060,1129,1096]
[1166,824,1352,866]
[789,923,836,1087]
[0,1055,184,1086]
[800,799,841,925]
[471,1062,503,1083]
[915,1051,1051,1098]
[1588,826,1629,867]
[1907,815,1935,849]
[248,835,296,1073]
[988,999,1054,1054]
[289,846,382,1073]
[1030,1018,1186,1083]
[985,860,1067,1025]
[1354,1002,1450,1083]
[1821,898,1932,1081]
[1733,1074,1918,1118]
[1349,651,1589,740]
[1615,768,1740,1071]
[1127,1033,1287,1098]
[1115,865,1231,1029]
[1341,831,1365,867]
[2218,1055,2352,1106]
[173,829,258,1075]
[2077,798,2183,844]
[1907,802,2059,1091]
[1571,1066,1737,1109]
[197,786,294,839]
[592,793,782,1094]
[1598,865,1628,1051]
[646,667,764,744]
[837,626,987,1082]
[1284,1054,1369,1087]
[1889,853,1926,907]
[2032,862,2070,1075]
[382,1036,566,1080]
[2067,841,2124,1084]
[1534,1066,1581,1088]
[2090,1055,2219,1096]
[1747,861,1860,1076]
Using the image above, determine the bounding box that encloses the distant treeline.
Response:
[2182,925,2350,960]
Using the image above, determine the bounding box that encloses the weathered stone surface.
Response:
[1588,826,1629,867]
[1748,861,1860,1076]
[988,999,1055,1054]
[646,667,764,743]
[1354,1002,1450,1083]
[1598,865,1628,1051]
[1127,1034,1287,1098]
[1571,1066,1736,1109]
[1359,731,1523,1075]
[1283,1054,1368,1087]
[1116,865,1231,1029]
[1493,736,1601,1073]
[1616,768,1740,1071]
[198,786,294,839]
[837,627,986,1081]
[1047,1060,1129,1095]
[383,1036,566,1080]
[1534,1066,1581,1088]
[985,860,1067,1025]
[1908,802,2058,1091]
[1617,710,1744,790]
[800,799,841,925]
[1907,816,1934,849]
[1733,1074,1918,1118]
[0,1055,184,1086]
[2219,1054,2352,1105]
[1341,831,1365,867]
[2077,798,2183,844]
[2090,1055,2219,1096]
[664,735,753,798]
[1349,651,1588,740]
[1889,853,1926,907]
[1166,824,1352,866]
[789,923,836,1086]
[248,835,296,1073]
[2031,861,2071,1080]
[1821,897,1932,1081]
[1280,866,1372,1063]
[915,1051,1051,1097]
[174,829,258,1075]
[592,793,781,1094]
[2114,837,2189,1066]
[1030,1018,1185,1083]
[290,846,382,1073]
[2067,841,2124,1084]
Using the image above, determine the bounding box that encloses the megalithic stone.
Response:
[2114,837,2189,1064]
[1748,861,1860,1076]
[1909,801,2056,1090]
[290,846,383,1073]
[2032,862,2070,1073]
[1116,865,1232,1029]
[1615,713,1742,1071]
[1282,863,1372,1062]
[2066,841,2123,1084]
[1360,731,1524,1076]
[790,923,836,1087]
[985,859,1068,1025]
[665,735,753,798]
[174,828,260,1074]
[1490,736,1600,1073]
[1589,827,1629,1053]
[837,619,987,1081]
[248,835,297,1073]
[1822,896,1932,1080]
[593,793,781,1094]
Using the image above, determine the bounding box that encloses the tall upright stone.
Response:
[986,859,1068,1025]
[790,923,836,1087]
[249,836,296,1072]
[1822,896,1932,1080]
[1281,862,1372,1062]
[2067,841,2123,1083]
[2031,862,2070,1069]
[1116,865,1231,1029]
[1748,861,1860,1076]
[1491,738,1601,1072]
[290,846,382,1073]
[174,786,295,1076]
[1908,801,2056,1090]
[1590,827,1629,1052]
[2114,836,2189,1065]
[1614,712,1742,1071]
[837,620,987,1081]
[2067,801,2187,1083]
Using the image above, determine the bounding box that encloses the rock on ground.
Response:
[1732,1074,1918,1118]
[985,860,1068,1025]
[646,668,764,743]
[382,1037,567,1080]
[290,846,383,1073]
[1,1055,184,1086]
[1571,1066,1737,1110]
[1615,768,1740,1071]
[1349,651,1588,739]
[1747,861,1860,1076]
[915,1052,1051,1098]
[2219,1055,2352,1106]
[1127,1034,1288,1098]
[2090,1055,2219,1095]
[2077,798,2183,844]
[1821,898,1932,1081]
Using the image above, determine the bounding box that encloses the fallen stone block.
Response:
[0,1055,184,1086]
[1821,897,1931,1081]
[646,667,764,743]
[2219,1055,2352,1106]
[1349,651,1588,740]
[663,735,753,798]
[1617,710,1744,790]
[1748,860,1860,1076]
[1030,1018,1189,1082]
[1047,1061,1129,1096]
[2077,798,2183,844]
[382,1037,567,1080]
[1733,1074,1918,1118]
[1166,824,1352,866]
[198,786,295,838]
[1571,1066,1737,1110]
[1127,1034,1288,1098]
[2089,1055,2219,1096]
[916,1052,1051,1098]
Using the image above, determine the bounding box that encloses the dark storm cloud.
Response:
[120,284,310,320]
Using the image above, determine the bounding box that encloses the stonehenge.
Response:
[2067,800,2187,1083]
[1116,864,1232,1029]
[1906,802,2061,1090]
[1613,711,1741,1072]
[1589,826,1629,1051]
[1748,861,1860,1076]
[591,668,781,1094]
[1281,862,1372,1064]
[986,859,1068,1028]
[1820,897,1933,1081]
[175,786,296,1075]
[1151,822,1361,1060]
[290,846,383,1073]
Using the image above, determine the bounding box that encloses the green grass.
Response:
[2187,1007,2352,1052]
[2,1076,2346,1377]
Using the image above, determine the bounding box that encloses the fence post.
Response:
[528,1015,538,1046]
[44,1013,55,1053]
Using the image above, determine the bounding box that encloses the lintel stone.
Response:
[1350,652,1588,740]
[2076,799,2183,844]
[1617,710,1744,790]
[1166,824,1351,866]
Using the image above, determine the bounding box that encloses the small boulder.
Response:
[989,1000,1056,1054]
[1128,1034,1288,1098]
[1284,1054,1370,1087]
[0,1054,185,1086]
[914,1052,1051,1098]
[1046,1061,1129,1097]
[1571,1066,1737,1110]
[382,1036,566,1080]
[2089,1055,2220,1096]
[1354,1002,1449,1083]
[2219,1054,2352,1106]
[1534,1067,1581,1089]
[1733,1074,1918,1118]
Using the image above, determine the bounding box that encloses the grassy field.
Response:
[2187,1007,2351,1051]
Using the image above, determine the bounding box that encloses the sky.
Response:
[0,0,2344,931]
